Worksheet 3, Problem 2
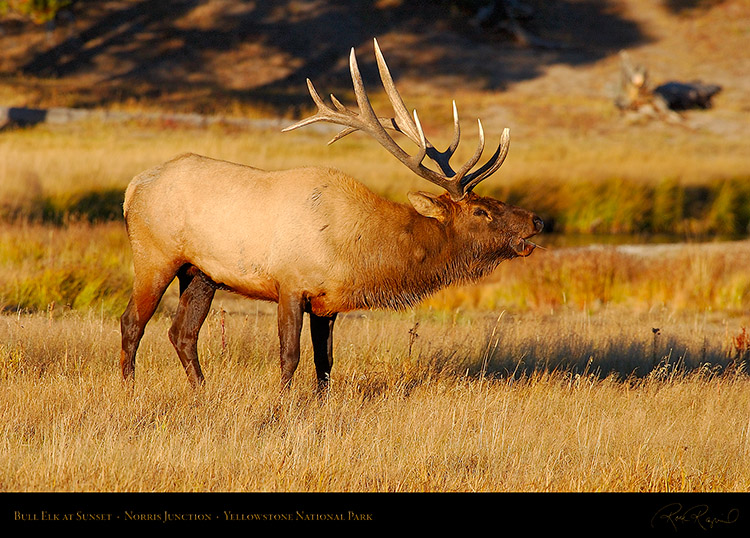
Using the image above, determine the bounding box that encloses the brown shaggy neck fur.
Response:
[338,201,512,311]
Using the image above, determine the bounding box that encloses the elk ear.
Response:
[407,191,449,221]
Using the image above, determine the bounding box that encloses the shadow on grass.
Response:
[352,339,745,402]
[1,188,124,224]
[663,0,727,14]
[53,188,125,223]
[10,0,654,113]
[465,330,745,382]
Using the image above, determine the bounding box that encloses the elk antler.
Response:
[282,38,510,201]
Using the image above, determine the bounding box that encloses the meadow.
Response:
[3,301,750,492]
[1,106,749,493]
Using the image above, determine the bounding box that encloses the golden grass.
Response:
[1,114,749,234]
[2,220,750,317]
[0,109,747,493]
[1,307,749,492]
[425,240,750,313]
[0,221,131,314]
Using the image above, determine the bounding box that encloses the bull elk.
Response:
[119,39,543,390]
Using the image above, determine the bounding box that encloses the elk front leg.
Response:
[277,291,304,388]
[310,312,336,392]
[168,269,216,387]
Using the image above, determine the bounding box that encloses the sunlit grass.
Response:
[1,114,749,234]
[424,240,750,313]
[0,104,748,493]
[2,219,750,317]
[0,221,132,315]
[1,307,749,492]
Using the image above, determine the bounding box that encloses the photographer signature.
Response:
[652,503,739,531]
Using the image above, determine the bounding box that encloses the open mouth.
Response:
[512,236,545,257]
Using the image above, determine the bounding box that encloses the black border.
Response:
[3,492,749,533]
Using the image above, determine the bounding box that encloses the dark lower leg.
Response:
[310,312,336,391]
[168,271,216,387]
[120,298,145,381]
[278,292,304,388]
[120,277,172,382]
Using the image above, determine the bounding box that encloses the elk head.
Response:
[283,38,543,261]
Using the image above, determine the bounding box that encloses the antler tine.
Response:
[373,38,421,145]
[421,100,462,177]
[452,118,485,183]
[411,109,428,170]
[348,48,381,127]
[448,100,461,154]
[281,79,334,132]
[374,38,465,178]
[330,93,348,112]
[460,128,511,193]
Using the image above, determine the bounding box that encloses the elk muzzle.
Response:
[512,215,544,257]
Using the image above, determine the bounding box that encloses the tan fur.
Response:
[125,153,493,315]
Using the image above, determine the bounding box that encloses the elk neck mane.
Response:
[324,179,506,311]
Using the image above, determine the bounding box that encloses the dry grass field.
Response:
[2,305,750,493]
[1,1,750,503]
[2,205,750,493]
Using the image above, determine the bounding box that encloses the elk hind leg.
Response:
[120,264,179,383]
[168,268,216,387]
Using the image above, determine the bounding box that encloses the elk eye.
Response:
[473,208,490,219]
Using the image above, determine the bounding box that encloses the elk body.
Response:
[120,40,543,390]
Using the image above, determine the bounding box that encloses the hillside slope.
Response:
[2,1,745,119]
